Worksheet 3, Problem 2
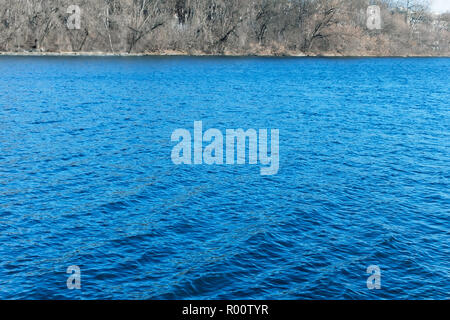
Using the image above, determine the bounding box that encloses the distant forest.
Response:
[0,0,449,56]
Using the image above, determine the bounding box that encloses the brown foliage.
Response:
[0,0,448,55]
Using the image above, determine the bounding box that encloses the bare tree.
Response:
[126,0,165,53]
[303,0,343,52]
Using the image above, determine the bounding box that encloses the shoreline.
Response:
[1,51,449,58]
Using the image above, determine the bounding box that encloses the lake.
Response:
[0,56,448,299]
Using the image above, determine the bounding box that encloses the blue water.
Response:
[0,57,448,300]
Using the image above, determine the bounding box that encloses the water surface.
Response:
[0,57,449,299]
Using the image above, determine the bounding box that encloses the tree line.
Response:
[0,0,448,55]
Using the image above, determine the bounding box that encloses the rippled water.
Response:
[0,57,448,299]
